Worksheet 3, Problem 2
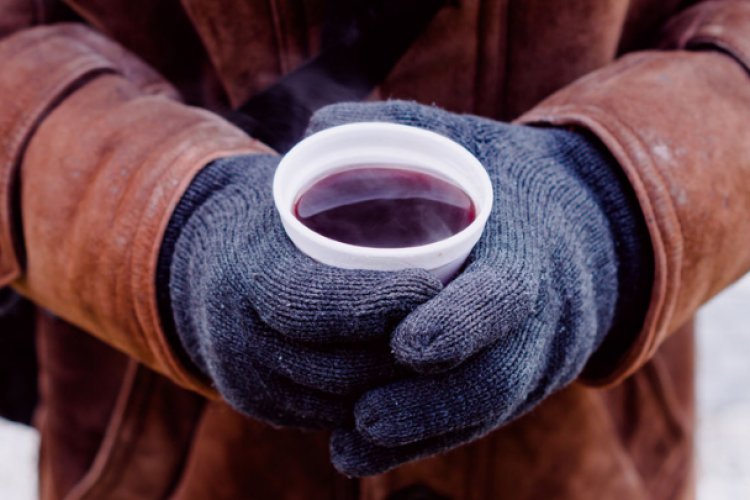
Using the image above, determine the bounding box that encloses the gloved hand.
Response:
[308,101,650,475]
[161,152,442,429]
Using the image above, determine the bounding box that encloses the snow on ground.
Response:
[697,274,750,499]
[0,418,38,499]
[1,274,749,499]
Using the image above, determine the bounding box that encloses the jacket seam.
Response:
[129,123,268,399]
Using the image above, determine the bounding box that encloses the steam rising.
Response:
[295,166,475,248]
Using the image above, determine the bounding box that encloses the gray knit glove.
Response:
[306,101,648,475]
[166,153,442,428]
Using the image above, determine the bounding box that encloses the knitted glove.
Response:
[160,153,442,428]
[306,101,650,475]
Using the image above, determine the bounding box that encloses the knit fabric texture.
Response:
[163,152,442,429]
[299,102,651,476]
[157,100,651,475]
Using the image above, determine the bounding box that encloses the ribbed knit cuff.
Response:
[156,158,253,376]
[551,127,654,378]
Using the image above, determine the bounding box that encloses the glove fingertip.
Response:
[392,327,464,374]
[330,429,400,478]
[390,299,468,373]
[393,260,541,373]
[329,430,372,478]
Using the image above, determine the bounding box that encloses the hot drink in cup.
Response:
[294,166,476,248]
[273,123,493,283]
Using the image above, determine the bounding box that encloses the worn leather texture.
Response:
[1,0,747,498]
[0,23,272,398]
[34,315,205,500]
[0,25,115,287]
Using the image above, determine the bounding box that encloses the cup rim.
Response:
[273,122,493,269]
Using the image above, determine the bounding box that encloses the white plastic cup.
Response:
[273,122,493,283]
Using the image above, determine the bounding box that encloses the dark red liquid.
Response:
[294,166,476,248]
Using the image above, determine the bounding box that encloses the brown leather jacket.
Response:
[3,0,750,498]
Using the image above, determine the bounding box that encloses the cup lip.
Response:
[273,122,493,269]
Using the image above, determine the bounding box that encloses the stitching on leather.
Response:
[642,358,692,500]
[127,122,213,385]
[78,367,156,499]
[65,361,140,499]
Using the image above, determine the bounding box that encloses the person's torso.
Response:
[32,1,697,498]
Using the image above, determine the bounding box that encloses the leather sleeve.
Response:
[518,0,750,385]
[0,24,272,397]
[0,0,43,38]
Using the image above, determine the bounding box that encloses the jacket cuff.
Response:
[1,24,273,398]
[518,3,750,385]
[0,25,116,287]
[0,23,179,287]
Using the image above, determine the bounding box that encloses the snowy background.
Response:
[696,274,750,498]
[1,275,750,499]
